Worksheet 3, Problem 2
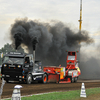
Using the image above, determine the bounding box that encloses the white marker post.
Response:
[11,85,23,100]
[0,78,6,100]
[80,83,86,98]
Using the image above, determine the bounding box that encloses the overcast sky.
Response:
[0,0,100,54]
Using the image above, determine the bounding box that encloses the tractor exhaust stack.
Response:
[32,37,38,70]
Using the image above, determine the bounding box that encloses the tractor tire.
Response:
[42,74,47,84]
[26,74,32,84]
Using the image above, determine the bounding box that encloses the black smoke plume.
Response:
[14,33,23,49]
[32,37,38,50]
[10,18,93,66]
[79,43,100,79]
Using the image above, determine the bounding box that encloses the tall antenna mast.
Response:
[78,0,82,30]
[78,0,82,66]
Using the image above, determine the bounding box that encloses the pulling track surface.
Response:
[1,80,100,99]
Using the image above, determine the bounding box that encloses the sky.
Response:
[0,0,100,54]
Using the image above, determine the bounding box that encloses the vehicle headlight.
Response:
[18,65,21,68]
[4,64,7,67]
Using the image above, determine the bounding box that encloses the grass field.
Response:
[4,87,100,100]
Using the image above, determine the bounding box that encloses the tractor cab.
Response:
[1,52,43,83]
[66,51,79,70]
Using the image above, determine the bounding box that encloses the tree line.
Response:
[0,43,24,65]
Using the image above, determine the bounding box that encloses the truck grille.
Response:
[3,67,22,76]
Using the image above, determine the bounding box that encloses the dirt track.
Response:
[1,80,100,99]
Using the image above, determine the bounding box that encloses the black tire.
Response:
[74,77,78,82]
[71,77,74,83]
[42,74,47,84]
[26,74,32,84]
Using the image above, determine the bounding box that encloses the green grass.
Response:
[4,87,100,100]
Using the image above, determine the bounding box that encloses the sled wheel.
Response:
[74,77,78,82]
[71,77,74,83]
